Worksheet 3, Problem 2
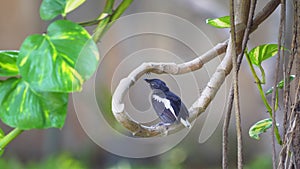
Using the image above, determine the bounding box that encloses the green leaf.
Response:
[40,0,86,20]
[249,118,273,140]
[265,75,296,95]
[0,51,19,76]
[0,78,68,130]
[248,44,280,66]
[65,0,86,14]
[17,20,99,92]
[40,0,65,20]
[206,16,231,28]
[47,20,99,80]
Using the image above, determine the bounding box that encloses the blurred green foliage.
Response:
[96,87,127,132]
[0,150,272,169]
[0,153,88,169]
[108,148,186,169]
[244,155,272,169]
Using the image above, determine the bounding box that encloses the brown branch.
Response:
[251,0,280,31]
[291,0,300,166]
[270,0,286,167]
[279,0,297,168]
[286,82,300,168]
[111,0,282,137]
[230,0,243,167]
[112,41,230,137]
[230,0,254,167]
[222,0,257,168]
[222,86,234,169]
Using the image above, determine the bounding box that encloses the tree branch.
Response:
[222,0,257,167]
[112,41,229,137]
[291,0,300,166]
[271,0,286,167]
[222,86,234,169]
[111,0,281,137]
[279,11,296,169]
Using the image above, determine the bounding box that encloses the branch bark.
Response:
[292,0,300,166]
[270,0,286,167]
[222,0,257,167]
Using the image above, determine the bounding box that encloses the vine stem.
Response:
[92,0,115,43]
[269,0,286,167]
[92,0,133,43]
[230,6,244,169]
[245,52,282,145]
[222,86,234,169]
[222,1,280,168]
[0,128,23,150]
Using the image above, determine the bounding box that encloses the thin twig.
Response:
[251,0,280,31]
[230,0,254,167]
[280,0,294,167]
[222,1,257,168]
[79,15,110,27]
[238,0,257,63]
[230,0,244,168]
[222,86,234,169]
[271,0,285,168]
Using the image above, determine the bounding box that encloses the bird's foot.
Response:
[150,122,171,135]
[155,122,171,128]
[155,122,170,136]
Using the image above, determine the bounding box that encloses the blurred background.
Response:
[0,0,291,168]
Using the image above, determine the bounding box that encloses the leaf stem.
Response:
[0,128,23,151]
[245,52,282,145]
[78,19,104,27]
[258,64,266,84]
[110,0,133,22]
[92,0,115,42]
[92,0,133,43]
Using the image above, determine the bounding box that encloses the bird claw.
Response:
[149,122,163,129]
[155,122,171,128]
[150,122,170,136]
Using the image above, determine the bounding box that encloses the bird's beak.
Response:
[144,79,150,83]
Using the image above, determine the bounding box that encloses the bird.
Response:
[144,78,191,128]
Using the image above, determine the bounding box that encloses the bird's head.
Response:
[144,78,169,91]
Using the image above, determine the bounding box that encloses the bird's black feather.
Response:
[145,78,191,128]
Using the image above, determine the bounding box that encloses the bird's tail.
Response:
[180,118,191,128]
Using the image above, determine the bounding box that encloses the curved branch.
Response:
[112,41,228,137]
[111,0,281,137]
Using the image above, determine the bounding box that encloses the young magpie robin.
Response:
[144,78,191,128]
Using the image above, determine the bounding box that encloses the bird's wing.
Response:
[165,91,191,128]
[179,101,189,119]
[152,94,178,123]
[166,91,189,119]
[165,91,181,116]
